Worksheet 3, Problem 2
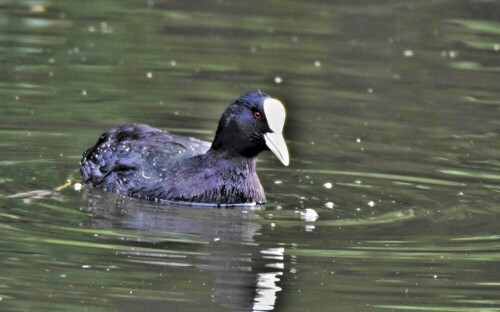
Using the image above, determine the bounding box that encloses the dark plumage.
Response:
[80,92,289,206]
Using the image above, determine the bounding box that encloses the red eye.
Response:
[253,111,262,120]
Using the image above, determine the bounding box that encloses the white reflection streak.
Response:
[253,247,285,311]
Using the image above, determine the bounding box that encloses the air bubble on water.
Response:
[403,50,414,57]
[147,72,153,78]
[74,183,83,191]
[300,208,318,222]
[367,201,375,207]
[441,50,458,58]
[305,225,315,232]
[325,202,335,209]
[494,44,500,52]
[82,90,87,96]
[314,61,321,67]
[323,182,332,189]
[274,76,283,84]
[275,180,282,185]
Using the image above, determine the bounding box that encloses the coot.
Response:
[80,92,289,206]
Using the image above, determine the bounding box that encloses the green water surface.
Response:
[1,0,500,311]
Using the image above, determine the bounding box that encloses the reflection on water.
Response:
[1,0,500,311]
[81,190,284,311]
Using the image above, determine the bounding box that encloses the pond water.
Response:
[1,0,500,311]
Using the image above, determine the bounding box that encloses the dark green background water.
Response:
[1,0,500,311]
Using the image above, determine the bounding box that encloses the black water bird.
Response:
[80,92,289,206]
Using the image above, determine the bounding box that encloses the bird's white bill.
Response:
[263,98,289,166]
[263,98,286,133]
[264,132,289,166]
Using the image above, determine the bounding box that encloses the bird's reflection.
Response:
[81,189,284,311]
